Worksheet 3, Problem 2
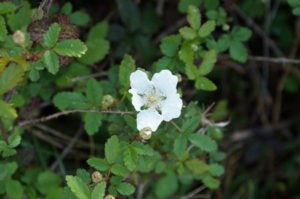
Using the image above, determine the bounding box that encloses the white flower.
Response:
[129,70,183,132]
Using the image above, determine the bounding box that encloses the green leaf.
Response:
[84,112,102,135]
[124,147,138,171]
[36,171,62,194]
[199,50,217,75]
[79,39,110,65]
[185,64,198,80]
[105,135,120,164]
[8,131,21,148]
[111,164,129,177]
[70,11,90,26]
[43,23,60,48]
[87,21,108,40]
[119,54,136,89]
[185,159,209,174]
[209,163,225,177]
[86,78,103,106]
[29,69,40,82]
[124,115,137,130]
[5,179,24,199]
[116,0,140,32]
[53,92,89,110]
[293,7,300,15]
[179,27,197,40]
[155,174,178,198]
[182,115,201,133]
[132,141,154,156]
[54,39,87,57]
[229,41,247,63]
[173,134,187,157]
[92,182,106,199]
[155,161,166,174]
[195,77,217,91]
[76,169,91,184]
[179,41,194,65]
[61,2,73,15]
[87,158,109,171]
[108,185,117,197]
[188,134,217,152]
[187,5,201,30]
[198,20,216,37]
[0,100,17,119]
[210,99,228,120]
[7,2,31,31]
[203,175,220,189]
[160,35,182,57]
[43,50,60,74]
[0,16,7,42]
[178,0,202,13]
[116,182,135,196]
[66,176,90,199]
[0,64,24,95]
[0,2,16,14]
[231,26,252,42]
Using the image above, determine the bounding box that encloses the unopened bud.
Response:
[104,195,115,199]
[13,30,25,44]
[222,24,230,31]
[139,127,152,140]
[176,74,182,82]
[92,171,103,183]
[102,94,114,109]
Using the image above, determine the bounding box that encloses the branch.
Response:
[17,109,135,127]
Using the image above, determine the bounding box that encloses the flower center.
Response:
[147,94,158,104]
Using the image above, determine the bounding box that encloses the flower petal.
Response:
[137,109,163,131]
[161,93,183,121]
[130,70,152,94]
[152,70,178,96]
[129,88,144,111]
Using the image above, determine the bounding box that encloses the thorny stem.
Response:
[17,109,135,127]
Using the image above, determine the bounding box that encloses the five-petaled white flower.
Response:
[129,70,183,134]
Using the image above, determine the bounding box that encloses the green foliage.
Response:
[87,158,109,171]
[119,54,136,89]
[188,134,218,152]
[116,182,135,195]
[188,5,201,30]
[54,39,87,57]
[0,16,7,42]
[70,11,90,26]
[155,174,178,198]
[43,23,60,48]
[198,20,216,37]
[92,182,106,199]
[53,92,89,110]
[43,50,60,74]
[160,35,182,57]
[66,176,90,199]
[84,112,102,135]
[0,2,16,14]
[105,136,120,164]
[0,64,24,95]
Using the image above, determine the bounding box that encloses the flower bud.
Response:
[13,30,25,44]
[222,24,230,31]
[104,195,115,199]
[91,171,103,183]
[139,127,152,140]
[176,74,182,83]
[102,94,114,109]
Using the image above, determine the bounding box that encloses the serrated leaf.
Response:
[0,64,24,95]
[155,174,178,198]
[36,171,62,194]
[229,41,247,63]
[179,27,197,40]
[43,50,60,74]
[29,69,40,82]
[66,176,90,199]
[70,11,90,26]
[199,50,217,75]
[116,182,135,196]
[43,23,60,48]
[185,64,198,80]
[5,179,24,199]
[76,169,91,184]
[188,134,217,152]
[160,34,182,57]
[173,134,187,157]
[92,182,106,199]
[124,115,137,130]
[209,163,224,176]
[199,20,216,37]
[105,135,120,164]
[8,131,21,148]
[54,39,87,57]
[0,16,7,42]
[187,5,201,30]
[195,77,217,91]
[7,2,31,31]
[86,78,103,106]
[0,2,16,14]
[116,0,140,32]
[231,26,252,42]
[179,41,194,64]
[203,175,220,189]
[87,158,109,171]
[182,115,201,133]
[79,38,109,65]
[84,112,102,135]
[119,54,136,89]
[0,100,17,120]
[124,147,138,171]
[178,0,202,13]
[132,141,154,156]
[53,92,89,110]
[111,164,129,176]
[185,159,208,174]
[88,21,108,40]
[61,2,73,15]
